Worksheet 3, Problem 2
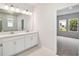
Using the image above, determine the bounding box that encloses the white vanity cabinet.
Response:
[15,36,25,54]
[25,33,39,50]
[3,38,16,56]
[31,33,38,46]
[0,32,39,56]
[3,36,25,56]
[24,34,33,49]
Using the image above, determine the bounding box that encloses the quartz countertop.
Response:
[0,31,38,39]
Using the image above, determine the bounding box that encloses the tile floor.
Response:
[17,47,56,56]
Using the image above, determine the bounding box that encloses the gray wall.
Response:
[57,12,79,39]
[57,4,79,16]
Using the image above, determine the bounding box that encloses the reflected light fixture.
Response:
[4,5,9,10]
[29,12,32,15]
[25,12,32,15]
[22,10,26,14]
[28,11,32,15]
[0,4,32,15]
[10,5,15,11]
[25,12,29,15]
[15,8,20,13]
[25,9,32,15]
[25,9,29,15]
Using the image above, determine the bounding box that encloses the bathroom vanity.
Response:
[0,4,39,56]
[0,31,39,56]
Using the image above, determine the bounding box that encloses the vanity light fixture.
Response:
[10,5,15,11]
[15,8,20,13]
[25,9,32,15]
[0,4,32,15]
[25,9,29,15]
[4,5,9,10]
[25,11,32,15]
[22,10,26,14]
[25,12,29,15]
[29,11,32,15]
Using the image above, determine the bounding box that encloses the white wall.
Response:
[34,4,57,55]
[31,7,39,32]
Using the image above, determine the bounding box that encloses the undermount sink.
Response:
[10,32,15,34]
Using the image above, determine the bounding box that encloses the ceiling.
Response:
[3,3,36,11]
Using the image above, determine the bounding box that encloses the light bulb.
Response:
[4,5,9,10]
[25,12,29,15]
[26,12,32,15]
[29,12,32,15]
[10,7,15,11]
[22,10,26,14]
[15,8,20,13]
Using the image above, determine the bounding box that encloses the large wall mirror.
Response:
[0,14,18,32]
[0,4,31,32]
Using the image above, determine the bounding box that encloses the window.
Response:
[59,19,67,32]
[7,18,14,27]
[69,18,78,31]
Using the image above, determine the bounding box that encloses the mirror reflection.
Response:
[0,6,31,32]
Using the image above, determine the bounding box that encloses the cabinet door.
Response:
[3,39,16,56]
[31,33,38,46]
[25,33,39,50]
[25,35,32,49]
[0,43,3,56]
[16,36,25,53]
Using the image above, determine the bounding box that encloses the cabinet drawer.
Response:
[32,33,38,37]
[31,33,39,46]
